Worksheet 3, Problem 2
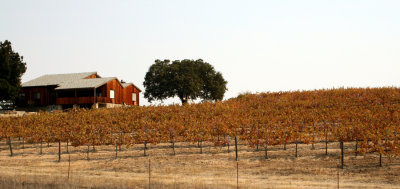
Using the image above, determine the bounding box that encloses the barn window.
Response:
[19,93,26,100]
[33,92,40,100]
[132,93,136,101]
[110,90,115,99]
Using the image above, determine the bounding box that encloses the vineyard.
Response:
[1,87,399,165]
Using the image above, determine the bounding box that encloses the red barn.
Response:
[16,72,141,110]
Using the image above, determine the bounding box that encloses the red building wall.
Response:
[18,77,140,107]
[122,84,140,106]
[18,86,56,106]
[133,87,140,106]
[105,79,123,104]
[84,73,100,79]
[122,85,134,105]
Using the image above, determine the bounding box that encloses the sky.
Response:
[1,0,399,105]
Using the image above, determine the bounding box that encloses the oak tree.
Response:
[0,40,27,102]
[143,59,227,104]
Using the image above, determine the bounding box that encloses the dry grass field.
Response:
[0,139,399,189]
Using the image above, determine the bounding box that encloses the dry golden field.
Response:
[0,139,399,189]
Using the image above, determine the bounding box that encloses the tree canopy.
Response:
[143,59,227,104]
[0,40,27,101]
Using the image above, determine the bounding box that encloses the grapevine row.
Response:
[1,87,399,160]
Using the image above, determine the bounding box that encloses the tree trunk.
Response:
[180,97,188,105]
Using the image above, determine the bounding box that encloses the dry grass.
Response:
[0,139,399,189]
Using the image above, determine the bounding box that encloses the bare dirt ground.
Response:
[0,139,399,189]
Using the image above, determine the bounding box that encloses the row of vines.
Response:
[1,87,400,162]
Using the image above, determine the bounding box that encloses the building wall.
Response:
[122,85,131,105]
[122,85,140,106]
[18,77,140,108]
[123,85,133,105]
[104,79,124,104]
[84,73,100,79]
[133,87,140,106]
[18,86,56,106]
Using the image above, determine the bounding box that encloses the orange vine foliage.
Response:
[1,87,399,156]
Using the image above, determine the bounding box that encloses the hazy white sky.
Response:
[1,0,399,105]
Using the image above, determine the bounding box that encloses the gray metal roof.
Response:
[121,82,142,92]
[22,72,117,90]
[55,77,116,90]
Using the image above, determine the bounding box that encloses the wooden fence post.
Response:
[144,142,147,156]
[200,140,202,154]
[87,144,90,161]
[236,161,239,189]
[66,139,69,153]
[40,140,43,155]
[58,140,61,162]
[8,137,13,157]
[340,141,344,169]
[149,156,151,189]
[171,136,175,156]
[337,160,340,189]
[68,152,71,181]
[115,142,118,159]
[355,139,358,157]
[325,128,328,156]
[235,136,238,161]
[283,131,287,150]
[265,138,268,159]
